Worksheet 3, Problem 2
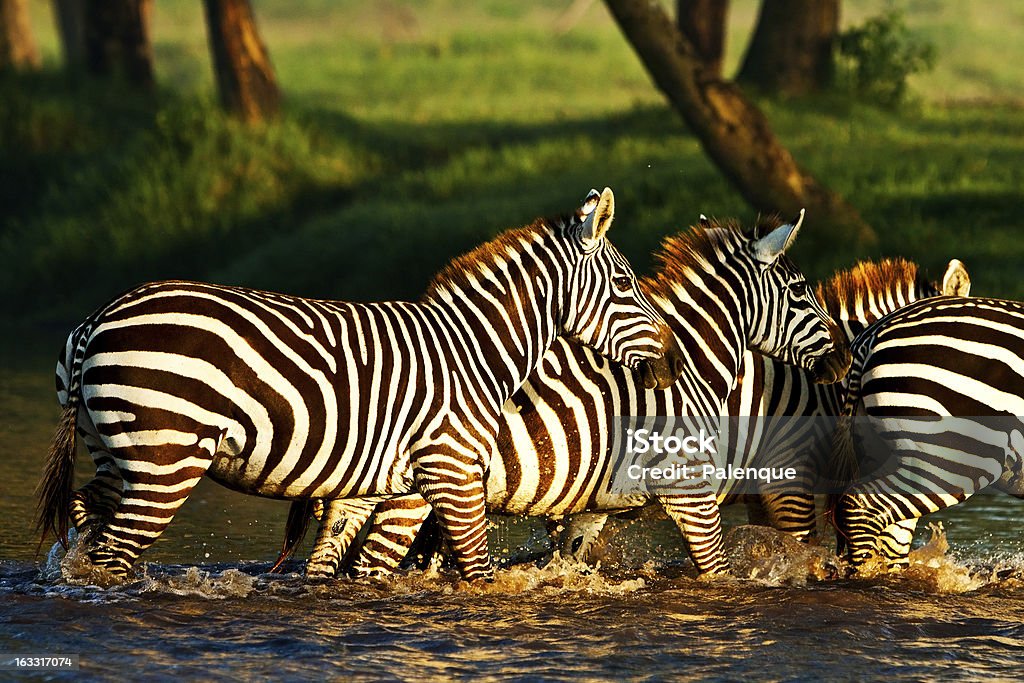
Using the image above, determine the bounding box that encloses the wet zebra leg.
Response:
[87,447,213,577]
[877,519,919,569]
[350,494,433,577]
[412,451,492,582]
[306,498,381,579]
[657,485,730,575]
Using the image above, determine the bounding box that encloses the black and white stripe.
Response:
[36,187,679,581]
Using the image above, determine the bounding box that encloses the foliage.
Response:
[2,1,1023,327]
[834,10,937,109]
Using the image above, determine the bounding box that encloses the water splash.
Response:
[357,552,647,597]
[723,525,837,586]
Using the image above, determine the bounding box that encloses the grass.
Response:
[3,0,1023,328]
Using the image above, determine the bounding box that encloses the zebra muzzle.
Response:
[638,330,686,390]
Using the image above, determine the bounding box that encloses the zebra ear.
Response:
[581,187,615,247]
[698,214,711,228]
[579,189,601,218]
[941,259,971,296]
[751,209,805,264]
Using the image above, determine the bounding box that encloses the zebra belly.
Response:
[203,413,418,500]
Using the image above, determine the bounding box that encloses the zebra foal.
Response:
[36,187,682,581]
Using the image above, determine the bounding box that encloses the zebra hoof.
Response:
[303,565,339,581]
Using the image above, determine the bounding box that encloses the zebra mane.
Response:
[815,258,935,320]
[644,214,787,295]
[423,213,578,300]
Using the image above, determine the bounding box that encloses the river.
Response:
[2,340,1022,680]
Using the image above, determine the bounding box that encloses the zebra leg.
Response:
[412,452,492,581]
[877,519,918,569]
[350,494,433,577]
[835,492,923,570]
[758,492,818,541]
[306,498,381,579]
[70,454,122,535]
[657,488,730,575]
[69,416,122,540]
[86,446,213,576]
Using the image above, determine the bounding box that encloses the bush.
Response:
[835,10,936,109]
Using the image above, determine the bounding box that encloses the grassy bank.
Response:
[3,1,1023,327]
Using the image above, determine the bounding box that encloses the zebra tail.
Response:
[825,402,860,555]
[35,402,79,551]
[270,500,316,573]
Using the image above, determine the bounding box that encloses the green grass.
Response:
[3,0,1024,327]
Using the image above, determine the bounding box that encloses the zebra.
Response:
[35,187,685,581]
[275,210,855,578]
[830,293,1024,571]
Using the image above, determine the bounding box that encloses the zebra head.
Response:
[562,187,684,390]
[744,210,851,384]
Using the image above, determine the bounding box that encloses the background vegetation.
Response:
[2,0,1023,329]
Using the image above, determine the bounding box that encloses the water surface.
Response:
[3,341,1023,680]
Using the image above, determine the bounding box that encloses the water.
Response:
[3,341,1024,680]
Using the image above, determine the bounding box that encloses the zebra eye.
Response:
[612,275,633,292]
[790,281,808,297]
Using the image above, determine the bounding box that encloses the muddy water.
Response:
[2,343,1023,680]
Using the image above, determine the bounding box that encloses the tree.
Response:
[0,0,40,71]
[52,0,86,68]
[603,0,874,247]
[203,0,280,123]
[676,0,728,78]
[83,0,154,87]
[738,0,840,95]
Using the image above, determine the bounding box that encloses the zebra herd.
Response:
[35,186,1017,583]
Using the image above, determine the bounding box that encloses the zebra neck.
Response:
[829,286,924,342]
[652,277,746,409]
[424,261,562,408]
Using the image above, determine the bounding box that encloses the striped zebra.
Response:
[35,187,684,581]
[829,293,1024,571]
[276,210,855,578]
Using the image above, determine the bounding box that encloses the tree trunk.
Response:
[677,0,727,78]
[737,0,839,95]
[0,0,40,71]
[83,0,154,87]
[203,0,281,123]
[52,0,86,68]
[603,0,874,248]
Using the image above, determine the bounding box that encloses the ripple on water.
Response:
[4,523,1024,680]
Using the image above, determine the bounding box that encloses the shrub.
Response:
[835,10,936,109]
